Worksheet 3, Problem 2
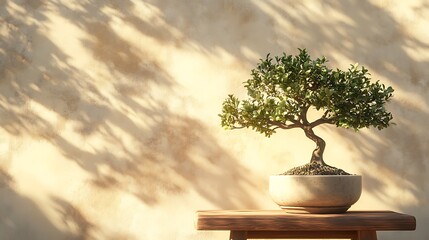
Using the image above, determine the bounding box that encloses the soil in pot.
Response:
[282,161,351,175]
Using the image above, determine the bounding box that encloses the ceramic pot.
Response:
[269,175,362,214]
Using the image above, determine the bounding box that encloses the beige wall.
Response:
[0,0,428,239]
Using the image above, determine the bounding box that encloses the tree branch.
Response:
[309,118,335,128]
[322,110,330,119]
[268,120,303,129]
[300,105,310,125]
[290,119,301,125]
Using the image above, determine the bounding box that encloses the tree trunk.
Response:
[303,127,326,165]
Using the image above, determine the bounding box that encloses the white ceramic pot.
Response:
[269,175,362,214]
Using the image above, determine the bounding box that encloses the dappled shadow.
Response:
[46,110,260,209]
[1,1,264,238]
[0,171,76,239]
[52,197,95,240]
[145,0,280,58]
[0,167,13,190]
[1,0,261,213]
[1,168,103,239]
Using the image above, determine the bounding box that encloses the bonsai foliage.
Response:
[220,49,394,169]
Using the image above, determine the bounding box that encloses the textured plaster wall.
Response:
[0,0,428,239]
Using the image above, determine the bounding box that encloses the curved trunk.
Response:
[303,127,326,165]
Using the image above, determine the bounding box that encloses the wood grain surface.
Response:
[195,210,416,231]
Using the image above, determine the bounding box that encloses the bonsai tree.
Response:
[220,49,394,175]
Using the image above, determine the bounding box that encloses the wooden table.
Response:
[195,210,416,240]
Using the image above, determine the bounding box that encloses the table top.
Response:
[195,210,416,231]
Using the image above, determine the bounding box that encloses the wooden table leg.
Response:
[230,231,247,240]
[358,231,377,240]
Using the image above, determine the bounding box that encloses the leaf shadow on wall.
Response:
[47,0,262,209]
[1,4,261,239]
[0,170,76,240]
